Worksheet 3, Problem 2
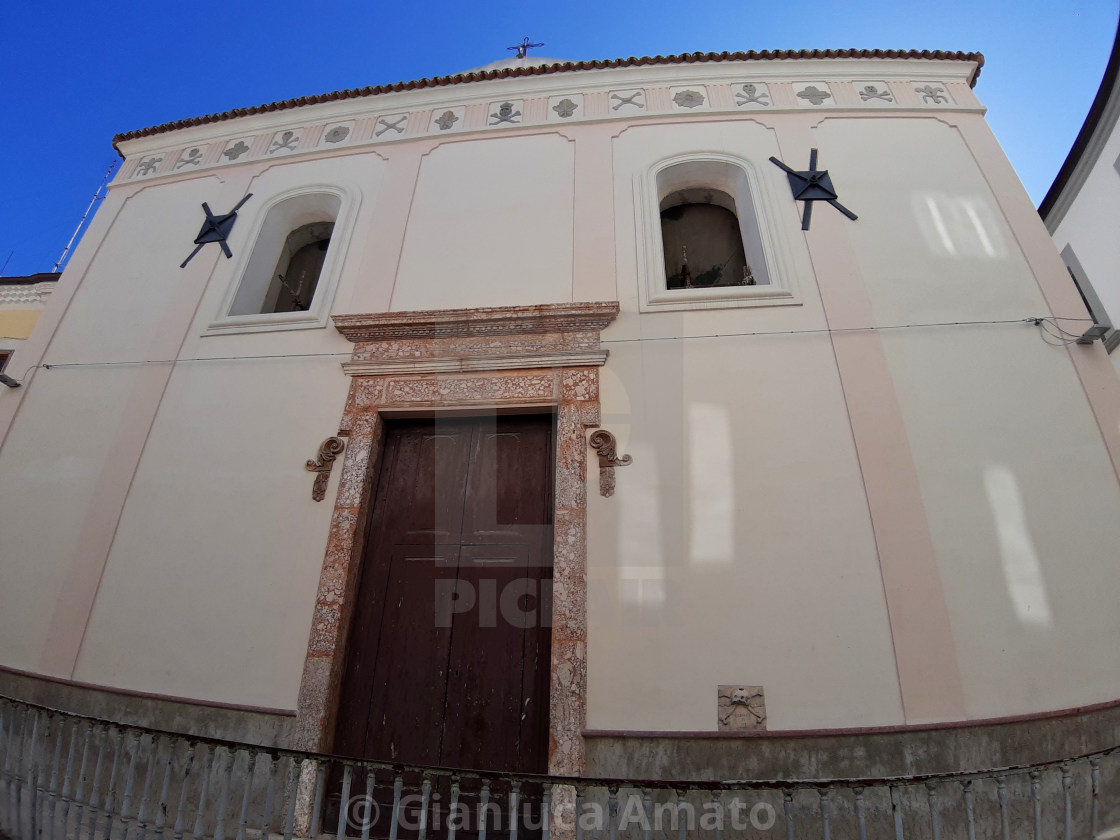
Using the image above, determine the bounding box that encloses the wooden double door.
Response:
[334,414,555,774]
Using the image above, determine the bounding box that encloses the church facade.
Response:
[2,47,1120,837]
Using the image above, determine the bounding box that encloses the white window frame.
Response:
[205,183,360,335]
[635,153,800,312]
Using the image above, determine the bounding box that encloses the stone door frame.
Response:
[292,301,619,778]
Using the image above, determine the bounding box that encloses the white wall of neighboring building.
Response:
[1045,27,1120,373]
[1050,117,1120,336]
[2,54,1120,732]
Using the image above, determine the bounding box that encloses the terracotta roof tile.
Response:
[113,49,984,144]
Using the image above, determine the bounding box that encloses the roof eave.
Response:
[112,49,984,145]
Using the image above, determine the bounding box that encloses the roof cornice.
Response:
[113,49,983,145]
[333,302,620,343]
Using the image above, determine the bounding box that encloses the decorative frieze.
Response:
[914,83,952,104]
[609,89,646,112]
[268,129,302,155]
[174,146,206,169]
[734,82,771,107]
[431,108,463,132]
[488,100,524,126]
[857,82,894,104]
[134,156,163,177]
[549,94,582,120]
[374,114,408,138]
[123,74,975,181]
[670,87,708,110]
[320,123,353,145]
[221,138,253,161]
[0,281,56,306]
[794,82,834,106]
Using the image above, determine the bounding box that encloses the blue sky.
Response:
[1,0,1116,277]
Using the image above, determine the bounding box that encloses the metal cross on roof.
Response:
[507,37,544,58]
[769,149,857,231]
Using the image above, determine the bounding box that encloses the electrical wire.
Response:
[6,314,1094,377]
[1033,316,1090,346]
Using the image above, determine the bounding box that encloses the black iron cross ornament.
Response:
[179,194,253,268]
[769,150,857,230]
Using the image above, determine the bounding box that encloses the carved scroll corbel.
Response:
[588,430,632,497]
[306,437,346,502]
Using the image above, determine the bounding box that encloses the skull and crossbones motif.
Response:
[489,102,522,125]
[269,131,299,154]
[175,148,203,169]
[717,685,767,730]
[859,85,893,102]
[735,84,770,106]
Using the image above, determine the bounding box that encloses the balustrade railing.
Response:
[1,695,1117,840]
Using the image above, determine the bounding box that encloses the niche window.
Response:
[209,189,350,334]
[262,222,334,313]
[637,155,797,311]
[661,190,756,289]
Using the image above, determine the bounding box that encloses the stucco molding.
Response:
[0,282,55,307]
[340,350,608,376]
[332,301,620,342]
[114,63,983,187]
[115,52,983,146]
[294,304,619,779]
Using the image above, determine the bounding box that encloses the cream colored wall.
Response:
[820,118,1048,324]
[71,357,347,709]
[818,116,1120,716]
[883,327,1120,715]
[588,334,905,731]
[390,134,575,311]
[587,116,906,731]
[0,366,141,673]
[0,157,369,706]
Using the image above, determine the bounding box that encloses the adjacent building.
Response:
[1042,24,1120,364]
